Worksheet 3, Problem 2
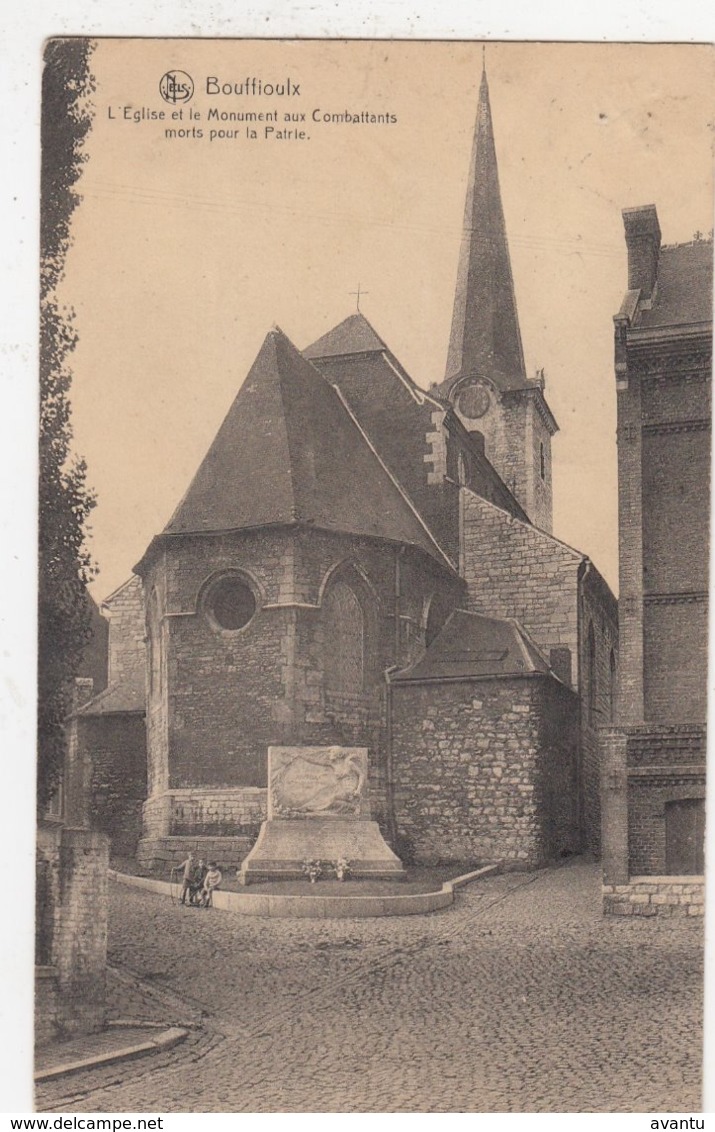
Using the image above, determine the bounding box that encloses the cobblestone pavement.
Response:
[36,860,703,1113]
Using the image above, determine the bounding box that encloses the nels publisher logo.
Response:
[159,70,194,104]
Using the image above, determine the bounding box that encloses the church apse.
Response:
[132,326,461,866]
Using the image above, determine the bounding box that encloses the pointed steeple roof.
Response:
[442,65,527,394]
[154,327,450,568]
[303,312,387,360]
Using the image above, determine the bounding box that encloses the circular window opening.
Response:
[207,577,256,631]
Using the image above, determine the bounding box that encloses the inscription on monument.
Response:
[269,746,369,820]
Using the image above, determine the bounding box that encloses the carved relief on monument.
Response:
[268,746,370,820]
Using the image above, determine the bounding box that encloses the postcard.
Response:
[33,38,712,1114]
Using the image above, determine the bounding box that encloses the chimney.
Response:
[622,205,662,301]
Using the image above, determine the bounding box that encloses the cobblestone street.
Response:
[37,861,703,1113]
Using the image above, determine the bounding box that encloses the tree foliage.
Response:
[38,39,97,810]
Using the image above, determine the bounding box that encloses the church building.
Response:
[68,66,617,872]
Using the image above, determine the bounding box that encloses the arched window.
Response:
[323,580,364,694]
[586,622,596,727]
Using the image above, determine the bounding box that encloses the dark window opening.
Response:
[540,441,546,481]
[208,577,256,631]
[665,798,705,875]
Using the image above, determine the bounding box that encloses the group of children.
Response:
[172,852,222,907]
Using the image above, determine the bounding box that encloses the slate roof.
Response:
[639,240,713,329]
[440,67,527,396]
[303,312,388,359]
[158,327,451,568]
[75,677,145,717]
[392,610,550,682]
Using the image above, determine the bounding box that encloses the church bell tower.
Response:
[436,61,557,533]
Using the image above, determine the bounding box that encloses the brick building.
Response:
[77,67,616,872]
[601,207,711,917]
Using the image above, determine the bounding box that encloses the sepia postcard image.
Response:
[33,37,712,1114]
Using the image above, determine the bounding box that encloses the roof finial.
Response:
[349,283,368,312]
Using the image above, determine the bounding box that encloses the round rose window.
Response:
[206,576,256,631]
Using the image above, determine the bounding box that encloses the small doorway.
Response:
[665,798,705,875]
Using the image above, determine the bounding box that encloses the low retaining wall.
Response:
[109,864,499,919]
[603,875,704,918]
[137,835,254,871]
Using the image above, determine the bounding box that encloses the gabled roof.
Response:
[303,312,388,360]
[440,67,527,396]
[392,609,550,683]
[638,240,713,329]
[156,327,451,568]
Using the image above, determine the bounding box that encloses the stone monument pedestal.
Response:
[238,745,404,884]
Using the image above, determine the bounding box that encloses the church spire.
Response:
[443,64,527,391]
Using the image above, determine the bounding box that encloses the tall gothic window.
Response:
[323,580,365,694]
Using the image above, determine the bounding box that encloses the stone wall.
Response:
[461,490,581,666]
[139,525,459,845]
[602,877,704,918]
[88,715,146,856]
[35,823,109,1045]
[102,576,146,693]
[142,786,266,839]
[500,388,553,533]
[137,835,255,871]
[391,675,578,867]
[67,713,147,856]
[461,489,617,857]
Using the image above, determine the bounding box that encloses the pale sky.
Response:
[59,40,715,598]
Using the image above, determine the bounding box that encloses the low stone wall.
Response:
[603,875,704,918]
[35,825,109,1045]
[137,834,255,871]
[143,787,267,839]
[110,863,500,919]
